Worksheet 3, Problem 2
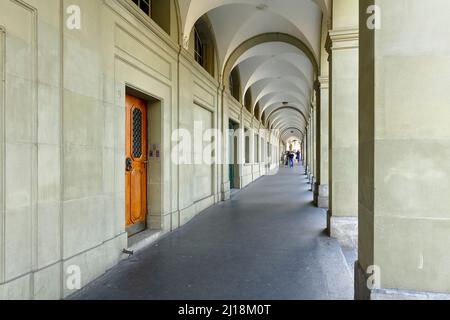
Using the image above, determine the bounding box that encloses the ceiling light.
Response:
[256,4,268,10]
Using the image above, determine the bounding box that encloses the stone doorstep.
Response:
[354,262,450,300]
[127,229,165,254]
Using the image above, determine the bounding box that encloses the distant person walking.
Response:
[296,151,301,165]
[289,152,295,168]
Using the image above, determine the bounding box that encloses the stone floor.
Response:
[70,165,354,300]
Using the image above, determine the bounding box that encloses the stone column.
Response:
[313,84,320,202]
[308,122,312,175]
[356,0,450,300]
[308,118,313,181]
[326,0,359,247]
[305,123,310,175]
[315,76,329,208]
[302,135,306,168]
[219,86,230,201]
[237,109,245,189]
[311,104,317,190]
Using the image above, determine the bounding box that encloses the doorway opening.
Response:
[125,87,162,238]
[229,119,239,190]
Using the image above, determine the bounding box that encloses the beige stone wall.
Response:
[359,0,450,294]
[0,0,65,299]
[0,0,281,299]
[333,0,359,29]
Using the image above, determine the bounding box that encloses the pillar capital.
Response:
[328,28,359,51]
[318,76,329,89]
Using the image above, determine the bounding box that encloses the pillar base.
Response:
[355,261,450,300]
[310,176,315,191]
[314,184,329,208]
[327,212,357,248]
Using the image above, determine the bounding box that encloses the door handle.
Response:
[126,158,132,172]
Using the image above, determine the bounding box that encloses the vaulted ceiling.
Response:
[178,0,330,143]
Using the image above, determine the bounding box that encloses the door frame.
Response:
[125,85,164,236]
[228,118,239,190]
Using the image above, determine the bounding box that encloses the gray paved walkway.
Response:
[71,166,354,300]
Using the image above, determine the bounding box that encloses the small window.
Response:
[132,0,151,16]
[193,17,215,76]
[229,73,234,96]
[254,103,260,120]
[229,69,241,101]
[194,27,204,67]
[244,91,252,114]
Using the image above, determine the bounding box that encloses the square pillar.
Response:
[305,124,311,176]
[357,0,450,300]
[327,27,359,247]
[309,109,316,190]
[314,77,330,208]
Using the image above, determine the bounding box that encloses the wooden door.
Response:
[125,95,148,236]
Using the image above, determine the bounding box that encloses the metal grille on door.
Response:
[132,108,143,158]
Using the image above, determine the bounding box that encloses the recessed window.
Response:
[132,0,151,16]
[229,73,234,96]
[254,103,260,119]
[193,17,215,76]
[194,27,204,67]
[130,0,171,35]
[229,68,241,102]
[244,91,252,114]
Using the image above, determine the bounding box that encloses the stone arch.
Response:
[174,0,183,45]
[280,127,305,141]
[265,106,308,127]
[222,33,319,87]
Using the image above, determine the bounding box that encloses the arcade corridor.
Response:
[71,166,353,300]
[1,0,448,301]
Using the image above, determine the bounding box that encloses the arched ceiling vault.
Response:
[178,0,328,141]
[280,128,304,143]
[265,106,308,127]
[270,112,306,131]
